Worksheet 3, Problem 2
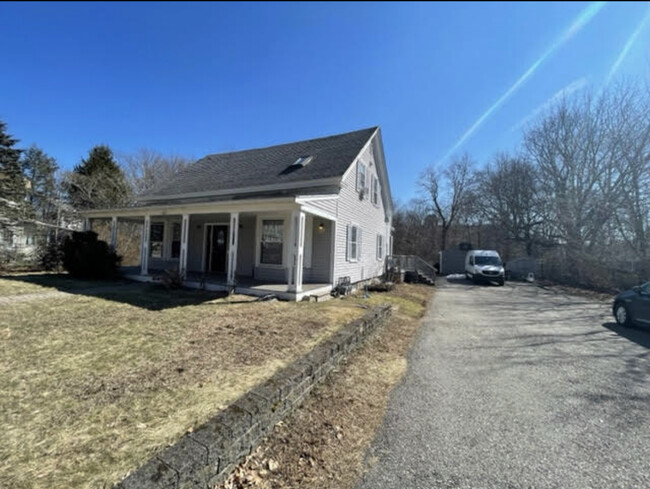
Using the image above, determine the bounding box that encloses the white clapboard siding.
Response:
[304,198,338,216]
[333,140,390,284]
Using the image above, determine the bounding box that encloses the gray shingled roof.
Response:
[141,127,378,200]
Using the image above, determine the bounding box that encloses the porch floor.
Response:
[119,267,332,300]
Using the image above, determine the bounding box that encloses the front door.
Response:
[205,225,228,273]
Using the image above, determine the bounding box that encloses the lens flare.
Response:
[604,6,650,86]
[439,2,607,163]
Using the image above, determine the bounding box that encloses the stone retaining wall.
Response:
[116,304,392,489]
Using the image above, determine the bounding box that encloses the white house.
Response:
[83,127,394,300]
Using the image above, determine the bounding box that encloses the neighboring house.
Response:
[83,127,394,300]
[0,221,39,263]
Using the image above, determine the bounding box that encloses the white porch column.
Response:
[179,214,190,279]
[227,212,240,285]
[82,218,91,232]
[289,210,306,293]
[141,215,151,276]
[109,216,118,251]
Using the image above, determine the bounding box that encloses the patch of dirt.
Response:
[215,284,431,489]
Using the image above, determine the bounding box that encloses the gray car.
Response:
[613,282,650,327]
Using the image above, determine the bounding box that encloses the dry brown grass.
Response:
[0,275,370,489]
[217,283,432,489]
[0,273,110,296]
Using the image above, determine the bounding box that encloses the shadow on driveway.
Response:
[444,275,504,287]
[603,321,650,349]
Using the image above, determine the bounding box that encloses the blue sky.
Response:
[2,1,650,202]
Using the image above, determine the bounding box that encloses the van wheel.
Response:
[465,272,471,280]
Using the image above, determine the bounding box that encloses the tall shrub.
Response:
[62,231,121,279]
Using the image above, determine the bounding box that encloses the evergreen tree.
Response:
[0,121,25,226]
[21,145,58,223]
[65,145,131,209]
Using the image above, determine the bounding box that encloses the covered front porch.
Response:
[86,198,336,301]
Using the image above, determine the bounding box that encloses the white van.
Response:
[465,250,505,285]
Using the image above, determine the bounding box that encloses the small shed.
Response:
[439,248,468,275]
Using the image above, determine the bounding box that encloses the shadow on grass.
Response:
[602,321,650,349]
[1,273,230,311]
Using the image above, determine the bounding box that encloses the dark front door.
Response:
[206,225,228,273]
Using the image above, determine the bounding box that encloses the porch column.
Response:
[288,210,306,293]
[141,215,151,275]
[179,214,190,279]
[109,216,118,251]
[227,212,239,285]
[82,218,91,231]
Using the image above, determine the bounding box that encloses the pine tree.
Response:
[21,145,58,223]
[0,121,25,227]
[65,145,131,209]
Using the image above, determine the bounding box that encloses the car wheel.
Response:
[614,303,631,327]
[498,278,505,286]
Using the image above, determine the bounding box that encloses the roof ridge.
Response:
[202,126,378,159]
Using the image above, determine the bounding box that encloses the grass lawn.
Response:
[0,274,376,489]
[0,272,122,296]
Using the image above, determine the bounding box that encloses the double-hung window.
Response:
[376,234,384,260]
[347,225,360,261]
[357,161,367,194]
[371,176,379,205]
[150,223,164,258]
[171,222,181,258]
[260,219,284,265]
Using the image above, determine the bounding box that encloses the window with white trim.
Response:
[357,161,367,195]
[171,222,181,258]
[376,234,384,260]
[347,225,360,261]
[150,222,164,258]
[371,176,379,205]
[260,219,284,265]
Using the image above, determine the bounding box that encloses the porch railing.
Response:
[386,254,436,284]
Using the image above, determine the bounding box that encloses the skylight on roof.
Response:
[292,156,313,167]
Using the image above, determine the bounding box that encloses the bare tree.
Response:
[120,149,193,196]
[476,153,546,256]
[418,153,475,250]
[609,83,650,267]
[522,84,645,286]
[392,199,439,263]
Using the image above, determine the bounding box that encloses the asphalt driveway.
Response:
[358,278,650,489]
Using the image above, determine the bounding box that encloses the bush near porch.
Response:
[0,274,381,488]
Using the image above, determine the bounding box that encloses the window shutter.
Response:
[346,224,350,261]
[358,228,362,259]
